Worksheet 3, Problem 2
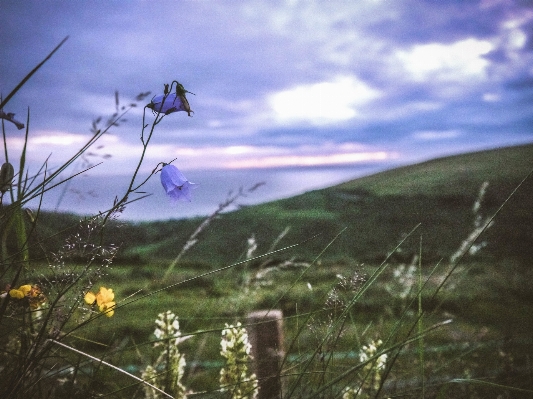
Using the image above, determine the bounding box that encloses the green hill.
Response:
[122,143,533,266]
[335,143,533,197]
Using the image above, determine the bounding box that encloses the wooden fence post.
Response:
[247,310,284,399]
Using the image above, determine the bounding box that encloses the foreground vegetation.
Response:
[1,39,532,398]
[76,255,533,396]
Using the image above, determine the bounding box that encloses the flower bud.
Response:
[0,162,14,193]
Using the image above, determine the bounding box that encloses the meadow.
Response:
[1,40,532,398]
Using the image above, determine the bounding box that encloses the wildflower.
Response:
[358,339,387,395]
[342,386,360,399]
[84,286,116,317]
[220,322,258,399]
[342,339,388,398]
[147,92,193,116]
[8,284,46,309]
[154,310,183,346]
[9,284,31,299]
[359,339,387,370]
[142,311,188,398]
[386,264,417,300]
[160,163,197,202]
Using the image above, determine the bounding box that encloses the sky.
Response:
[1,0,533,221]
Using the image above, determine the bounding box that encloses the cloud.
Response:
[223,150,394,169]
[412,130,461,141]
[169,142,397,170]
[7,128,397,174]
[267,76,382,126]
[7,131,87,150]
[482,92,501,102]
[395,38,494,82]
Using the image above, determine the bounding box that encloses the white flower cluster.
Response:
[154,310,182,346]
[219,322,258,399]
[142,311,187,399]
[451,181,492,263]
[386,263,417,300]
[343,339,387,399]
[342,386,360,399]
[141,365,160,399]
[359,340,387,371]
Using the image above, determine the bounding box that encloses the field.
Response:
[81,259,533,397]
[10,143,532,398]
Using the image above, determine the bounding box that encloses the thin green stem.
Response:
[417,236,425,398]
[0,37,69,110]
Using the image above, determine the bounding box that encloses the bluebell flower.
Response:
[160,164,197,202]
[147,93,193,116]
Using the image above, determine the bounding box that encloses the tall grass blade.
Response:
[0,37,69,109]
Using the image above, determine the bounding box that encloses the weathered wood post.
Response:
[247,310,284,399]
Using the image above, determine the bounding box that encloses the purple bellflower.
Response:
[147,93,193,116]
[160,164,197,202]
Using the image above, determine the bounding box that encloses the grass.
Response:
[335,143,533,196]
[55,254,532,397]
[1,38,532,398]
[6,214,533,397]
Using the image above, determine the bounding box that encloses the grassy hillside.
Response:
[33,143,533,266]
[335,143,533,197]
[124,143,532,266]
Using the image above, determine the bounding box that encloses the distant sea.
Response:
[27,163,400,222]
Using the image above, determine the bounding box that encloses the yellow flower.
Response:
[84,287,116,317]
[9,284,32,299]
[100,301,116,317]
[9,288,25,299]
[84,291,96,305]
[96,287,114,307]
[19,284,32,294]
[8,284,46,309]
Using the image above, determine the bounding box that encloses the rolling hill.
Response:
[34,143,533,267]
[118,143,533,266]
